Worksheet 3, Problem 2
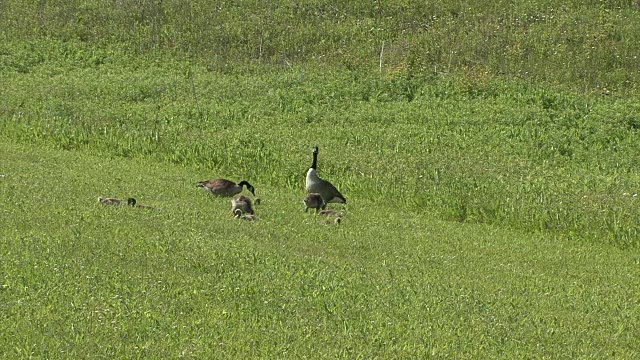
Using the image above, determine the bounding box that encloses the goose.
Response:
[231,195,255,215]
[98,197,136,206]
[305,146,346,204]
[317,209,344,218]
[234,209,260,221]
[318,217,342,226]
[197,178,256,197]
[303,193,326,213]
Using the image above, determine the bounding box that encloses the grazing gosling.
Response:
[234,209,260,221]
[98,197,124,205]
[317,209,344,218]
[98,197,136,206]
[231,195,255,215]
[305,146,346,204]
[127,198,153,209]
[197,178,256,197]
[318,217,342,226]
[303,193,326,213]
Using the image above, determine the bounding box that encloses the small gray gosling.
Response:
[98,197,136,206]
[318,217,342,226]
[231,195,255,215]
[303,193,326,213]
[317,209,344,218]
[234,208,260,221]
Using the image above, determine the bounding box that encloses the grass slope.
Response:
[1,141,639,358]
[2,45,640,247]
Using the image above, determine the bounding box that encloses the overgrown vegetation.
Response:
[2,0,639,91]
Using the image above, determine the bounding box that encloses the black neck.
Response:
[311,152,317,169]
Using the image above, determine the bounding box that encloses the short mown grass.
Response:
[1,142,639,358]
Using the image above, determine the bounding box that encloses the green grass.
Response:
[2,0,640,357]
[1,142,639,358]
[2,1,640,91]
[1,43,640,247]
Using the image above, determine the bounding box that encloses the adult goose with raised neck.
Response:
[305,146,346,204]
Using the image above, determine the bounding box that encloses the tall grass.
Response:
[1,1,639,91]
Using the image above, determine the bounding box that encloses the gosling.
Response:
[231,195,255,215]
[127,198,153,209]
[318,217,342,226]
[317,209,344,218]
[234,209,260,221]
[98,197,136,206]
[303,193,326,213]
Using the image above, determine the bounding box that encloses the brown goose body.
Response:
[197,178,255,197]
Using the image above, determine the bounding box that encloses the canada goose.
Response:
[306,146,346,204]
[98,197,136,206]
[318,217,342,226]
[234,209,260,221]
[303,193,326,213]
[317,209,344,218]
[231,195,255,215]
[196,178,256,197]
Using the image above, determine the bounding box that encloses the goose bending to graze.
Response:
[98,197,136,206]
[317,209,344,218]
[305,146,346,204]
[231,195,255,215]
[197,178,256,197]
[318,217,342,226]
[303,193,326,213]
[234,209,260,221]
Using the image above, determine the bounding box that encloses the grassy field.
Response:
[1,0,640,358]
[2,44,640,247]
[1,142,639,358]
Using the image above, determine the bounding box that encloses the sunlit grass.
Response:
[1,50,639,247]
[1,142,639,358]
[1,1,640,356]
